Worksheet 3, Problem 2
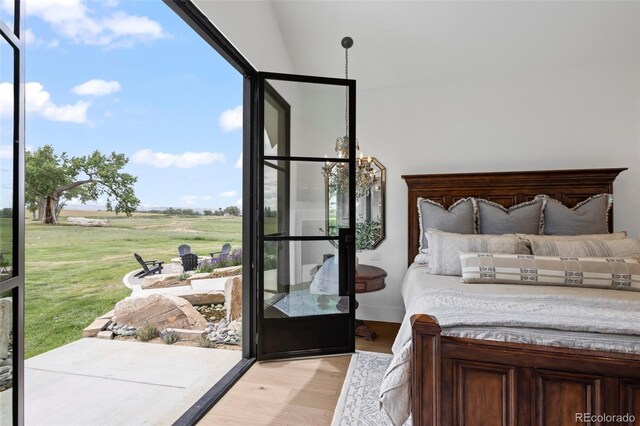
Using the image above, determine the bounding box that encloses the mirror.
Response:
[325,157,386,249]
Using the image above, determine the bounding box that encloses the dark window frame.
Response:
[0,1,25,424]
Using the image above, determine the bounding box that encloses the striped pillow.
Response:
[426,229,529,276]
[530,238,640,258]
[460,252,640,291]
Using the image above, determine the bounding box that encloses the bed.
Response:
[383,168,640,426]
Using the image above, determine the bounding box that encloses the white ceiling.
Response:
[195,1,640,90]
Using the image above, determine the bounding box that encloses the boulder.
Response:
[180,291,225,306]
[225,276,242,322]
[141,274,183,289]
[114,294,206,330]
[0,298,12,359]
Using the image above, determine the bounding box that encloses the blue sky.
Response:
[1,0,243,210]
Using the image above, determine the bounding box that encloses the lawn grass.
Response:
[25,210,242,358]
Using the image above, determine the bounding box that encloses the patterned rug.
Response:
[332,351,394,425]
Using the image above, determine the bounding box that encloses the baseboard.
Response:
[355,304,404,323]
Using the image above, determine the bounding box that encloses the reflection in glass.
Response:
[263,240,348,318]
[0,290,13,420]
[0,39,14,282]
[326,157,386,249]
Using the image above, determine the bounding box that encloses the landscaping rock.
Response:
[180,291,225,306]
[225,276,242,322]
[114,294,207,330]
[141,274,183,289]
[67,217,109,227]
[165,328,205,341]
[82,318,111,338]
[0,298,12,359]
[96,331,114,340]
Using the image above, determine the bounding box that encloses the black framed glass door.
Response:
[0,1,25,424]
[256,72,356,360]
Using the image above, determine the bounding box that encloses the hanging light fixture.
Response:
[323,36,378,199]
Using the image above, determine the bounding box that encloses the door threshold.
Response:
[258,352,355,364]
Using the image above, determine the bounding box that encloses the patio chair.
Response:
[178,244,191,256]
[133,253,164,278]
[181,252,199,272]
[209,243,232,260]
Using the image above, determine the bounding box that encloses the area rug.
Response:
[332,350,394,426]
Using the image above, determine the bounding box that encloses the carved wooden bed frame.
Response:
[402,168,640,426]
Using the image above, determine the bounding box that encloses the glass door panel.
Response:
[0,38,14,282]
[257,72,355,360]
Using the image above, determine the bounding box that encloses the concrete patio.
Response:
[24,338,241,425]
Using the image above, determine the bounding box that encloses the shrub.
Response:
[136,323,158,342]
[196,248,242,273]
[161,330,180,344]
[178,272,190,281]
[198,335,215,348]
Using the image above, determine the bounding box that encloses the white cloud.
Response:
[3,0,167,48]
[235,153,242,169]
[23,28,59,48]
[181,195,212,206]
[236,198,243,207]
[219,105,242,132]
[132,149,225,169]
[72,79,121,96]
[220,191,237,198]
[0,82,90,123]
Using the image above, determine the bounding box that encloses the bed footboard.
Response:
[411,314,640,426]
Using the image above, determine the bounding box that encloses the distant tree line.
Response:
[0,208,12,218]
[146,206,242,217]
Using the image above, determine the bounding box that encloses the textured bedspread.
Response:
[379,264,640,426]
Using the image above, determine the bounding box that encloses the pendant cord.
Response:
[345,46,349,137]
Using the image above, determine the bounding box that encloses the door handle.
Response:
[338,229,354,297]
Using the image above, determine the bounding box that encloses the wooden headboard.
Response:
[401,168,627,266]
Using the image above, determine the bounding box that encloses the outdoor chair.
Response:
[209,243,232,261]
[133,253,164,278]
[178,244,191,256]
[181,252,199,272]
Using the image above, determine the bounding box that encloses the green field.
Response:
[25,210,242,358]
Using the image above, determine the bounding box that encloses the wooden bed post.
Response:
[411,314,442,426]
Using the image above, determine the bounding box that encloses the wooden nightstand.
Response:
[355,264,386,341]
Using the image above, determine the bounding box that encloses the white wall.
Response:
[355,60,640,323]
[195,1,640,323]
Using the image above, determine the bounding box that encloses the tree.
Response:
[203,210,213,216]
[223,205,241,216]
[26,145,140,224]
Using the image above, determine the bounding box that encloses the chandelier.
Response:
[322,37,377,199]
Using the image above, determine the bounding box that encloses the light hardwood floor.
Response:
[197,320,400,426]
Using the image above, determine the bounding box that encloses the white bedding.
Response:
[379,263,640,426]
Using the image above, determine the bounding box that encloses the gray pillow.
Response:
[477,198,544,235]
[539,194,612,235]
[417,197,475,251]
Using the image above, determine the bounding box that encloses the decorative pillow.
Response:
[460,252,640,292]
[477,198,544,235]
[516,232,627,242]
[414,253,430,265]
[538,194,612,235]
[530,238,640,258]
[417,197,476,252]
[426,229,530,276]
